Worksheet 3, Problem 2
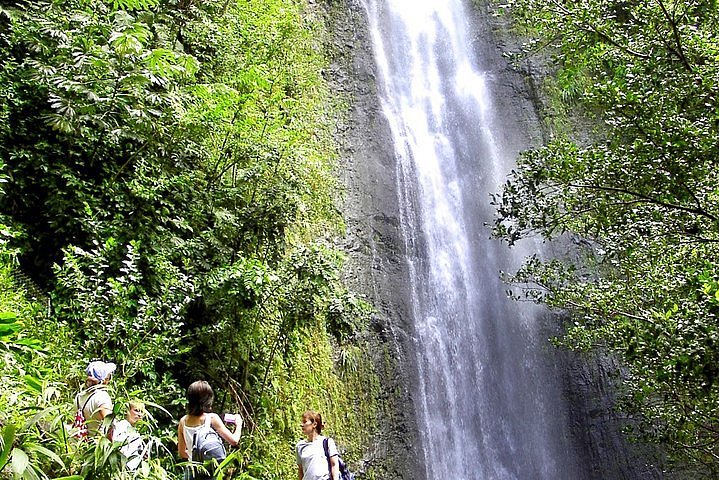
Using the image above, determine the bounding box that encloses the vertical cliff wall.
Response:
[323,0,666,478]
[322,1,424,478]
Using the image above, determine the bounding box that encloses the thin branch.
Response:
[697,423,719,436]
[676,441,719,461]
[678,235,719,245]
[549,0,651,60]
[564,299,655,324]
[656,0,693,71]
[111,140,149,182]
[568,182,718,222]
[209,105,243,184]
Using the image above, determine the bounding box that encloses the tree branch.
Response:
[568,182,718,222]
[565,299,655,324]
[548,0,650,60]
[656,0,693,71]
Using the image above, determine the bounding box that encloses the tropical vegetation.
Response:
[492,0,719,476]
[0,0,376,478]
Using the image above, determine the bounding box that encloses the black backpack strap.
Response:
[323,437,331,477]
[78,390,97,414]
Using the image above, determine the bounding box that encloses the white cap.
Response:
[86,361,117,382]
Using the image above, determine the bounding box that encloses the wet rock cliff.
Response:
[322,0,668,478]
[321,1,424,478]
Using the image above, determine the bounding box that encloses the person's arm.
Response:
[93,390,113,420]
[330,456,339,480]
[95,398,113,438]
[298,465,304,480]
[210,413,242,445]
[97,404,113,419]
[106,421,115,441]
[177,417,189,459]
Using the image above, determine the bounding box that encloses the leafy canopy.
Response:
[0,0,377,478]
[493,0,719,475]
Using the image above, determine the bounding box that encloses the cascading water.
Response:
[361,1,590,478]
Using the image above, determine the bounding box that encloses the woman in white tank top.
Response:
[180,414,214,462]
[177,381,242,472]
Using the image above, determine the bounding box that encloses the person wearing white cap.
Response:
[74,360,116,437]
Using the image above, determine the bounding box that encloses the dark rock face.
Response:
[323,0,667,479]
[562,350,666,479]
[321,1,424,478]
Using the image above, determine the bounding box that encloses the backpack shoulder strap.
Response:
[323,437,331,476]
[191,415,212,460]
[200,414,213,438]
[78,390,97,413]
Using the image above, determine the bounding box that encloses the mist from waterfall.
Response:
[360,1,588,478]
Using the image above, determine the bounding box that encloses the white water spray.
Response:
[361,1,587,478]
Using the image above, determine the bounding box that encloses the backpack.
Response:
[191,417,227,463]
[323,437,354,480]
[72,392,96,440]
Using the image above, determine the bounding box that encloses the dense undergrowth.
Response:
[0,0,378,478]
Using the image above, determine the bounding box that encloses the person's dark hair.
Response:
[302,410,324,434]
[187,380,214,416]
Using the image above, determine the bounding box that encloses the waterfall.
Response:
[360,1,589,478]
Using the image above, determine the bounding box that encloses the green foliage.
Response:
[0,0,376,478]
[493,0,719,475]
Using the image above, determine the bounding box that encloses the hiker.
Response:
[296,411,339,480]
[73,360,116,437]
[111,400,147,470]
[177,380,242,479]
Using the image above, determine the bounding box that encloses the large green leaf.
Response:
[23,442,65,469]
[0,312,18,324]
[0,424,16,469]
